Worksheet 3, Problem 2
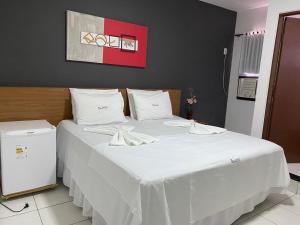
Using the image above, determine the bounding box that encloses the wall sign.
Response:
[66,10,148,68]
[237,76,258,101]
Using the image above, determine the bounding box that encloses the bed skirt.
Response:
[58,159,274,225]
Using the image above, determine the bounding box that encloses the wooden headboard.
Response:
[0,87,181,126]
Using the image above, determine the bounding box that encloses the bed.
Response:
[0,87,289,225]
[57,117,289,225]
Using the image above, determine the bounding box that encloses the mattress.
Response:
[57,117,290,225]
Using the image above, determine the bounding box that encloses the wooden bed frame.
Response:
[0,87,181,126]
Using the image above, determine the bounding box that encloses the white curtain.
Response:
[239,34,264,74]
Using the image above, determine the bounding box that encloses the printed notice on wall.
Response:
[16,145,28,159]
[237,76,258,101]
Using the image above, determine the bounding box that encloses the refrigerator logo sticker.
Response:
[16,145,28,159]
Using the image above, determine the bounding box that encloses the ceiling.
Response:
[200,0,268,12]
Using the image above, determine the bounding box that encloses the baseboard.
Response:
[1,183,58,200]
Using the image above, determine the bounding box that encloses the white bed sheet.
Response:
[57,117,290,225]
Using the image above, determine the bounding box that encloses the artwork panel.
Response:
[66,11,104,63]
[80,32,124,49]
[109,36,120,48]
[102,18,148,67]
[121,35,137,52]
[66,10,148,67]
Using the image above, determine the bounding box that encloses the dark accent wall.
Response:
[0,0,236,126]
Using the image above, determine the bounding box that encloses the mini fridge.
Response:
[0,120,56,197]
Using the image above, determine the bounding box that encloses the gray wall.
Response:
[0,0,236,126]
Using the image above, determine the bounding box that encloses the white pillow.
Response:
[72,92,126,125]
[127,89,162,119]
[132,92,173,121]
[70,88,118,122]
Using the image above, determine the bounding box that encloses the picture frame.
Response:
[108,35,120,48]
[120,34,137,52]
[237,76,258,101]
[66,10,148,67]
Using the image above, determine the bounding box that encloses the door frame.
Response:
[262,10,300,139]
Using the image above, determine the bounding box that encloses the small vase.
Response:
[186,109,193,120]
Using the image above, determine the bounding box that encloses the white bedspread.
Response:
[57,117,289,225]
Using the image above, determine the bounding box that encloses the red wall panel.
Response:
[103,18,148,68]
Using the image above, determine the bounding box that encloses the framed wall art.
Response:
[66,10,148,68]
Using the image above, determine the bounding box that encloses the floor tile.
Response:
[237,215,275,225]
[261,204,300,225]
[39,201,87,225]
[72,219,92,225]
[287,179,298,194]
[0,196,37,219]
[34,183,72,209]
[288,163,300,177]
[249,199,275,215]
[279,194,300,216]
[0,211,42,225]
[233,199,275,224]
[266,189,294,204]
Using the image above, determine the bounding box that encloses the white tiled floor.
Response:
[0,181,91,225]
[0,180,299,225]
[34,184,73,209]
[39,202,87,225]
[288,163,300,177]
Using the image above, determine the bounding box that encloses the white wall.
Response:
[251,0,300,137]
[225,7,268,134]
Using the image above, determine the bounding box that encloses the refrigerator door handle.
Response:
[4,128,55,136]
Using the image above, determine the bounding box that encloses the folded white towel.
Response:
[189,123,226,135]
[111,130,158,146]
[84,125,134,135]
[84,125,158,146]
[163,120,194,127]
[164,120,226,135]
[110,129,127,146]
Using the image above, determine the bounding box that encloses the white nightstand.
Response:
[0,120,57,199]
